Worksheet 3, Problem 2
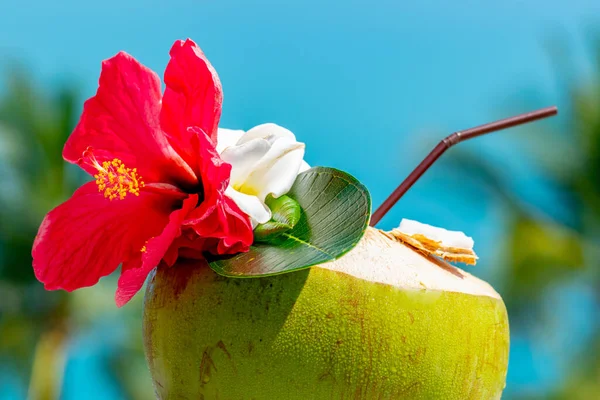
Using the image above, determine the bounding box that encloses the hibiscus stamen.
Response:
[91,157,145,201]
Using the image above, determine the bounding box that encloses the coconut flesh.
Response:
[143,227,509,399]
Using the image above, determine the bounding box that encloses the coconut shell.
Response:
[143,227,509,399]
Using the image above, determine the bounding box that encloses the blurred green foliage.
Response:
[444,55,600,398]
[0,68,75,391]
[0,68,154,399]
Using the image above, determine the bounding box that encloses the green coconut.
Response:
[143,227,509,399]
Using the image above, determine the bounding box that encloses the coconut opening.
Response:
[317,227,501,300]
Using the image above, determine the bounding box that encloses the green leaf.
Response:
[253,221,293,243]
[254,195,302,243]
[266,194,302,228]
[209,167,371,277]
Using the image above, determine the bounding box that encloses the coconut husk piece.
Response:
[389,229,478,266]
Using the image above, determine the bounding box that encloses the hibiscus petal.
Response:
[63,51,197,188]
[218,197,255,254]
[239,137,305,201]
[32,182,174,292]
[183,127,254,254]
[162,229,206,267]
[237,123,295,145]
[184,195,253,255]
[216,128,245,153]
[115,194,198,307]
[220,137,271,186]
[161,39,223,168]
[188,127,231,192]
[225,187,271,227]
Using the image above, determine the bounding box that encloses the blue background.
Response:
[1,0,599,398]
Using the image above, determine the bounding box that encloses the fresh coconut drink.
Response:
[143,227,509,399]
[30,37,557,399]
[142,105,557,399]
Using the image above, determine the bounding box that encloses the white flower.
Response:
[217,123,310,227]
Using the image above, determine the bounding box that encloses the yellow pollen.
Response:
[141,245,147,253]
[93,158,145,200]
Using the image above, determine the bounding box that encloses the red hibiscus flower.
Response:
[32,39,253,307]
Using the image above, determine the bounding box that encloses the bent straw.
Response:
[370,106,558,227]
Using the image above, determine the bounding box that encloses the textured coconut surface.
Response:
[320,228,498,299]
[144,227,509,400]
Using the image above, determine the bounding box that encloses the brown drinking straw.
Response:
[370,106,558,227]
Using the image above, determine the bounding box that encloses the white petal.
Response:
[239,137,305,201]
[216,128,245,153]
[220,138,271,186]
[225,187,271,227]
[397,219,474,249]
[299,160,311,173]
[237,123,296,146]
